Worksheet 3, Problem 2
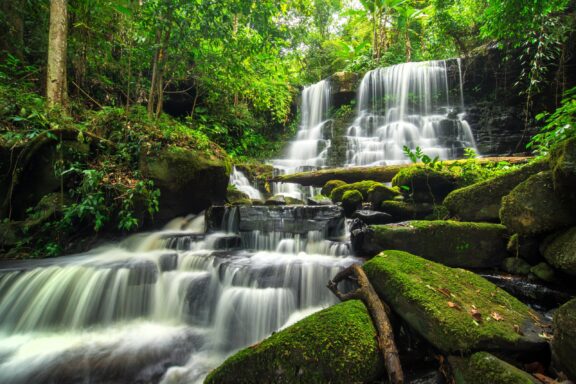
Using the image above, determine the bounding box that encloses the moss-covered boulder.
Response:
[204,300,384,384]
[552,298,576,380]
[391,166,459,203]
[353,221,508,268]
[500,171,576,236]
[449,352,540,384]
[342,189,363,217]
[363,251,546,353]
[541,227,576,276]
[444,160,548,222]
[226,187,252,205]
[330,180,389,203]
[549,137,576,202]
[501,258,532,276]
[367,184,401,207]
[530,262,556,282]
[507,234,543,264]
[307,195,332,206]
[139,145,231,223]
[320,179,347,197]
[380,200,435,221]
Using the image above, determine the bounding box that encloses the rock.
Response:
[227,188,252,205]
[320,180,347,197]
[205,206,226,232]
[367,184,401,207]
[444,160,548,222]
[530,262,556,283]
[449,352,540,384]
[501,258,532,276]
[353,220,508,268]
[500,171,576,236]
[341,190,363,217]
[265,195,286,205]
[542,227,576,276]
[363,251,547,354]
[204,300,384,384]
[391,166,459,203]
[550,137,576,202]
[330,180,393,203]
[306,195,332,206]
[552,298,576,380]
[139,145,230,223]
[351,210,395,225]
[380,200,435,221]
[507,234,544,264]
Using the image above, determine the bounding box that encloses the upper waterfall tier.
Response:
[346,59,477,166]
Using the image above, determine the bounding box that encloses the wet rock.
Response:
[351,210,395,225]
[380,200,435,221]
[306,195,332,206]
[449,352,540,384]
[227,188,252,205]
[265,195,286,205]
[500,171,576,236]
[502,258,532,276]
[204,300,384,384]
[444,160,548,222]
[507,234,544,265]
[363,251,547,354]
[341,190,363,217]
[392,166,459,203]
[353,220,508,268]
[550,137,576,202]
[320,180,347,197]
[542,227,576,276]
[367,183,401,207]
[552,298,576,380]
[530,262,556,283]
[330,180,396,203]
[205,206,226,232]
[158,252,179,271]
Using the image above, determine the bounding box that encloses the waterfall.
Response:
[229,166,262,200]
[0,206,357,384]
[347,60,476,166]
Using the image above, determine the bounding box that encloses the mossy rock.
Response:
[530,262,556,283]
[342,189,363,217]
[391,166,459,203]
[506,234,543,264]
[552,298,576,380]
[444,160,548,222]
[501,258,532,276]
[363,251,546,353]
[549,137,576,202]
[449,352,540,384]
[353,221,508,268]
[542,227,576,276]
[204,300,384,384]
[227,188,252,206]
[500,171,576,236]
[307,195,332,206]
[380,200,435,221]
[330,180,386,203]
[367,184,401,207]
[139,145,231,223]
[320,179,347,197]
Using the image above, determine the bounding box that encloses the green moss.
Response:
[342,189,363,217]
[363,251,539,353]
[330,180,384,202]
[552,298,576,380]
[320,179,347,197]
[549,137,576,202]
[367,184,401,207]
[227,187,252,205]
[450,352,539,384]
[391,166,459,203]
[204,300,384,384]
[530,262,556,283]
[380,200,435,221]
[501,258,532,275]
[542,227,576,275]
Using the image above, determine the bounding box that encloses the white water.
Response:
[0,208,357,384]
[346,60,477,166]
[229,166,262,200]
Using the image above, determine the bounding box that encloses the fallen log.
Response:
[270,156,533,187]
[328,264,404,384]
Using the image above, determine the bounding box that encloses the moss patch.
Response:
[380,200,435,221]
[449,352,539,384]
[549,137,576,202]
[342,189,363,217]
[330,180,386,202]
[363,251,543,353]
[542,227,576,276]
[552,298,576,380]
[392,166,459,203]
[204,300,384,384]
[320,180,347,197]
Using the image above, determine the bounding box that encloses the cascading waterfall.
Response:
[347,59,476,166]
[229,166,261,200]
[0,206,357,384]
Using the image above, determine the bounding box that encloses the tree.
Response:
[46,0,68,108]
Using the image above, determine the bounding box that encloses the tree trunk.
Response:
[328,264,404,384]
[147,29,162,118]
[47,0,68,108]
[405,29,412,62]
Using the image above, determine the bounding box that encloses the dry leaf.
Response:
[491,311,504,321]
[437,287,452,298]
[469,308,482,322]
[538,332,553,341]
[533,372,557,384]
[513,324,524,336]
[447,301,461,310]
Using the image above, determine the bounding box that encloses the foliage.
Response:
[528,86,576,156]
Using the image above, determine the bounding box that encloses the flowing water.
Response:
[229,166,261,200]
[0,208,357,383]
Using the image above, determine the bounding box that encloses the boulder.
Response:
[139,145,230,223]
[501,258,532,276]
[541,227,576,276]
[529,262,556,283]
[330,180,393,203]
[341,190,363,217]
[204,300,384,384]
[352,221,508,268]
[449,352,540,384]
[552,297,576,380]
[380,200,435,221]
[227,188,251,205]
[351,210,395,225]
[367,184,401,207]
[506,234,543,264]
[444,160,548,222]
[549,137,576,202]
[265,195,286,205]
[320,180,346,197]
[391,166,459,203]
[363,251,546,353]
[500,171,575,236]
[307,195,332,206]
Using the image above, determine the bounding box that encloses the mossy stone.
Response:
[552,298,576,380]
[380,200,435,221]
[204,300,384,384]
[500,171,575,236]
[542,227,576,276]
[549,137,576,202]
[363,251,545,353]
[506,234,543,264]
[227,188,252,205]
[320,179,347,197]
[330,180,385,202]
[449,352,540,384]
[342,189,363,217]
[501,258,532,276]
[391,166,459,203]
[444,160,548,222]
[354,220,508,268]
[367,184,401,207]
[530,262,556,283]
